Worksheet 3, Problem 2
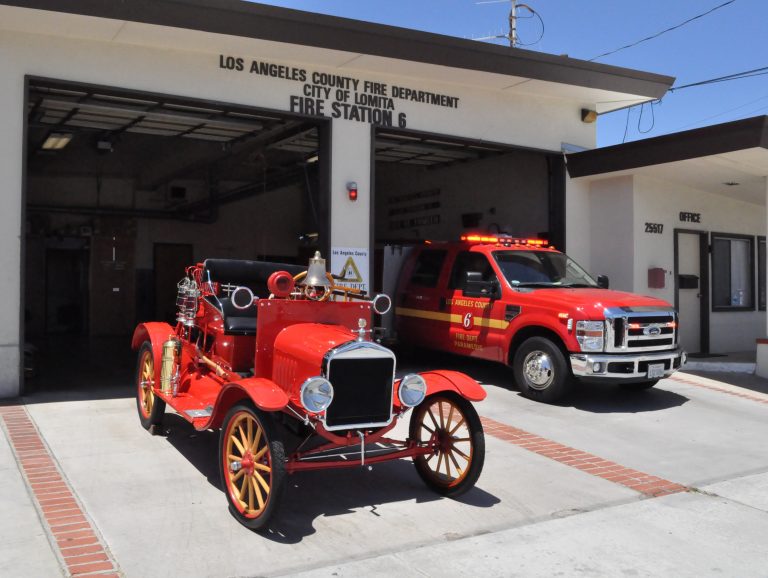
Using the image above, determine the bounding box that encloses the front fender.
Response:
[131,322,175,386]
[406,370,486,403]
[205,378,289,430]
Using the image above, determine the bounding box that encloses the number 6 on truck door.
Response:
[446,251,506,361]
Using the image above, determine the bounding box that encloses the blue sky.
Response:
[248,0,768,147]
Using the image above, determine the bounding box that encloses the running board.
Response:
[184,407,213,419]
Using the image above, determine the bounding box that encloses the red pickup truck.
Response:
[395,235,686,403]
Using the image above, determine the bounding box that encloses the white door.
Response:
[677,232,701,353]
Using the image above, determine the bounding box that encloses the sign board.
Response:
[331,247,369,294]
[218,55,460,129]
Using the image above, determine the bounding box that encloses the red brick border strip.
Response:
[481,416,686,498]
[0,404,120,577]
[670,375,768,405]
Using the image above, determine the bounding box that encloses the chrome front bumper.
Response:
[570,349,686,380]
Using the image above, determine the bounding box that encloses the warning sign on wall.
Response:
[331,247,369,294]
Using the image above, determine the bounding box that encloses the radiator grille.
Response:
[325,357,394,429]
[606,309,677,353]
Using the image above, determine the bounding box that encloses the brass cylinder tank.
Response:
[160,338,180,395]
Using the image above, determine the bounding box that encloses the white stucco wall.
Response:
[633,175,766,353]
[588,176,635,289]
[576,172,767,354]
[0,20,597,396]
[564,176,592,271]
[0,41,23,396]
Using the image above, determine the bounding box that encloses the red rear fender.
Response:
[206,378,289,429]
[419,370,487,402]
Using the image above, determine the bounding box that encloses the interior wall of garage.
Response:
[375,150,549,242]
[0,19,596,396]
[25,177,306,337]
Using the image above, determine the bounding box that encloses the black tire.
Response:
[135,342,166,430]
[219,403,286,531]
[409,392,485,498]
[621,379,659,390]
[512,336,572,403]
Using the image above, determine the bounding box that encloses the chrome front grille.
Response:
[604,307,677,353]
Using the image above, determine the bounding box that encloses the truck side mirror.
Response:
[597,275,610,289]
[463,271,497,299]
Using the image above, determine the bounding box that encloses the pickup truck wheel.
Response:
[135,342,166,430]
[220,404,286,531]
[409,392,485,498]
[513,337,571,403]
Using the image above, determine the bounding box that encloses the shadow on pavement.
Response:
[560,381,689,413]
[160,413,500,543]
[396,346,690,414]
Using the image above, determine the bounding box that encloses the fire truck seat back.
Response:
[202,259,305,298]
[202,259,305,336]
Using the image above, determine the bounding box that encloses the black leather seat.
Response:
[202,259,305,336]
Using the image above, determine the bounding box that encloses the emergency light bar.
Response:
[460,234,549,247]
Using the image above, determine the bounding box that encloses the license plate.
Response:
[647,363,665,379]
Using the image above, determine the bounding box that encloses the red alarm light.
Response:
[347,181,358,201]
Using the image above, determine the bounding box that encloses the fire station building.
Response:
[0,0,765,398]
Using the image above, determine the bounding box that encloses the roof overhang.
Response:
[0,0,673,113]
[567,116,768,205]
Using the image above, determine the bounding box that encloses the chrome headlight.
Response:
[576,320,604,352]
[300,376,334,413]
[398,373,427,408]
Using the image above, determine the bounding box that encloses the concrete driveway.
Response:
[2,349,768,577]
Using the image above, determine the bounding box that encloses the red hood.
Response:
[516,288,672,317]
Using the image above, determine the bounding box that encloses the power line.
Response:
[672,93,768,130]
[588,0,737,62]
[668,65,768,92]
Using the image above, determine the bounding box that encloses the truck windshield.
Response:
[493,250,598,288]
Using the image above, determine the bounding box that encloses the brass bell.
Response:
[305,251,330,288]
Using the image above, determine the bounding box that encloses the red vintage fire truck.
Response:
[395,235,686,403]
[132,252,485,530]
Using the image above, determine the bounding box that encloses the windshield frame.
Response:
[491,249,599,289]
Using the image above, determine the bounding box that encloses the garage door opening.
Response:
[372,127,565,297]
[23,78,329,393]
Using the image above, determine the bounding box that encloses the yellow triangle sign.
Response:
[339,256,363,283]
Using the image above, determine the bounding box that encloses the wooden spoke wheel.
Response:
[219,404,285,530]
[135,342,165,430]
[409,392,485,498]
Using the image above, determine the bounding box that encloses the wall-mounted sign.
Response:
[644,222,664,234]
[331,247,369,294]
[219,55,460,129]
[679,212,701,223]
[387,188,442,231]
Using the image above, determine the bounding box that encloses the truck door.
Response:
[445,251,506,361]
[396,248,450,347]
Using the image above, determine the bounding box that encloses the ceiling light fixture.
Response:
[41,132,73,151]
[723,181,740,186]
